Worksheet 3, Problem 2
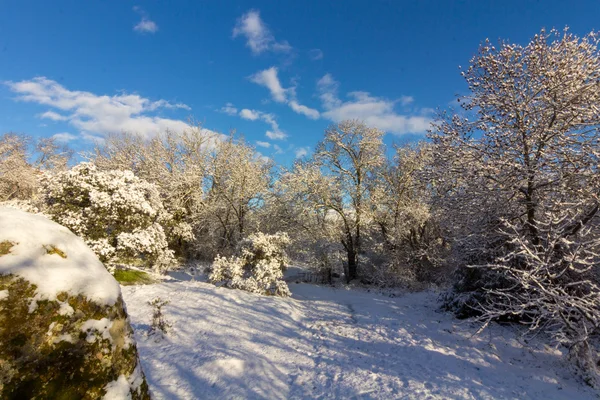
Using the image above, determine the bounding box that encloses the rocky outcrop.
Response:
[0,208,150,399]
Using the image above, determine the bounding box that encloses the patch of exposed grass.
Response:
[44,245,67,259]
[0,241,15,256]
[113,269,155,286]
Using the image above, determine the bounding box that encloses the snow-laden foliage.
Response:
[468,212,600,385]
[92,130,272,261]
[198,137,273,259]
[92,128,215,257]
[209,232,291,296]
[43,163,177,272]
[430,28,600,384]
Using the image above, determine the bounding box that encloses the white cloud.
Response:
[266,130,287,140]
[81,132,106,144]
[220,102,287,140]
[316,74,432,135]
[256,141,271,148]
[232,10,292,55]
[250,67,287,103]
[52,132,77,142]
[5,77,207,139]
[294,147,309,158]
[133,6,158,34]
[39,110,68,121]
[308,49,323,60]
[400,96,414,106]
[134,19,158,33]
[220,103,238,116]
[316,73,341,109]
[147,99,190,111]
[251,67,320,119]
[288,100,320,120]
[239,108,261,121]
[273,144,283,154]
[259,113,286,140]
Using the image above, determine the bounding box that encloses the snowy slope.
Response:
[122,279,598,399]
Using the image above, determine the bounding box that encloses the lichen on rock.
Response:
[0,208,150,399]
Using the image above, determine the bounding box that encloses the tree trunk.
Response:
[346,246,358,282]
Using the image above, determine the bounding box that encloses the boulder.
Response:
[0,207,150,399]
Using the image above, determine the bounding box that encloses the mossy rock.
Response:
[0,276,150,399]
[0,208,150,399]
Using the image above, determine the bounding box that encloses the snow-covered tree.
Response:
[200,136,273,258]
[209,232,291,296]
[43,163,177,272]
[369,144,447,286]
[279,121,385,281]
[0,133,71,202]
[92,128,215,256]
[430,28,600,384]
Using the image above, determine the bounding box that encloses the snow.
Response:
[102,364,146,400]
[121,278,598,399]
[0,207,120,306]
[103,375,131,400]
[81,318,113,344]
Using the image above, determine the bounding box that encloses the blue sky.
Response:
[1,1,599,163]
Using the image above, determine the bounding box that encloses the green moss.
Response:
[0,241,15,256]
[113,269,155,286]
[0,274,150,399]
[43,245,67,258]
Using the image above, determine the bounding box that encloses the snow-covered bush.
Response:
[209,232,291,296]
[42,163,177,272]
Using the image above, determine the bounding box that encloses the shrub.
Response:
[42,163,177,272]
[209,232,291,296]
[148,297,171,337]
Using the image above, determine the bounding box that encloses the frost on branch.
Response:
[42,163,176,272]
[469,210,600,386]
[209,232,291,296]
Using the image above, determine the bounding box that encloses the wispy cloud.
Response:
[308,49,323,60]
[400,96,414,106]
[316,74,432,135]
[250,67,320,120]
[288,100,320,119]
[5,77,207,140]
[256,141,271,148]
[39,110,68,121]
[220,103,287,140]
[52,132,77,142]
[239,108,261,121]
[133,6,158,34]
[232,10,291,55]
[250,67,287,102]
[266,130,287,140]
[220,103,238,116]
[294,147,310,158]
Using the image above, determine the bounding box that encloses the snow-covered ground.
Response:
[122,276,597,399]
